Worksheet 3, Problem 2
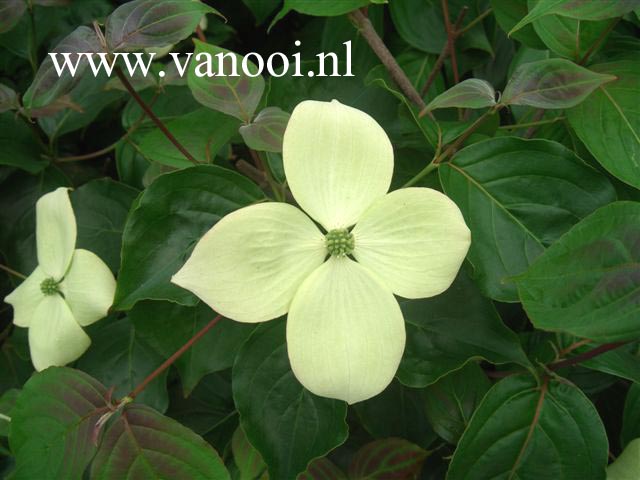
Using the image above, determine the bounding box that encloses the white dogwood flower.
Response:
[4,188,116,371]
[172,100,471,404]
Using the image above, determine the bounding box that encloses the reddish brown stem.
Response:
[195,25,206,42]
[548,342,628,371]
[441,0,460,85]
[127,315,223,399]
[115,67,198,165]
[420,6,468,97]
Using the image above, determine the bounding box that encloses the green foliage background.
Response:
[1,0,640,478]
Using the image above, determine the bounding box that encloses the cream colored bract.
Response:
[172,99,471,404]
[4,188,116,371]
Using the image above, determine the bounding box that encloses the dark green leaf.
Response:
[517,202,640,342]
[130,301,255,395]
[567,60,640,189]
[0,0,26,34]
[9,368,109,480]
[138,108,240,168]
[424,79,496,112]
[23,26,101,110]
[622,383,640,448]
[423,363,490,444]
[114,165,264,310]
[501,59,615,108]
[231,426,267,480]
[0,112,47,173]
[70,178,139,272]
[578,344,640,384]
[398,270,531,387]
[448,375,608,479]
[91,403,230,479]
[348,438,428,479]
[77,317,169,413]
[233,320,348,480]
[270,0,369,29]
[354,380,436,448]
[242,0,280,25]
[510,0,640,34]
[188,40,265,122]
[0,389,18,437]
[490,0,545,49]
[239,107,290,153]
[105,0,220,52]
[439,137,616,300]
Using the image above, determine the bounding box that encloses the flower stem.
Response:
[115,67,198,165]
[127,315,223,399]
[0,264,27,280]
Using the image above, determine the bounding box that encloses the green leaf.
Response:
[424,79,496,112]
[348,438,428,479]
[298,458,346,480]
[188,40,265,123]
[439,137,616,301]
[501,58,615,108]
[0,0,26,34]
[270,0,369,29]
[529,0,612,61]
[577,343,640,384]
[130,301,255,395]
[567,60,640,189]
[0,83,18,113]
[242,0,280,25]
[390,0,492,55]
[397,270,531,387]
[354,380,436,448]
[231,426,267,480]
[490,0,546,49]
[517,202,640,343]
[239,107,290,153]
[9,368,109,480]
[510,0,640,35]
[105,0,220,52]
[22,26,101,110]
[0,112,47,173]
[447,375,608,479]
[138,108,240,168]
[91,403,230,479]
[423,363,490,444]
[232,320,348,480]
[0,389,18,437]
[76,317,169,413]
[607,438,640,480]
[622,383,640,448]
[70,178,139,272]
[114,165,264,310]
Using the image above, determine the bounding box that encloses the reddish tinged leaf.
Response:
[298,457,347,480]
[9,368,111,480]
[239,107,291,152]
[91,403,230,479]
[0,0,26,34]
[348,438,428,479]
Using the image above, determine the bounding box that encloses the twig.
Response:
[421,7,468,97]
[128,315,223,399]
[557,338,592,357]
[457,7,492,36]
[348,8,426,109]
[195,25,207,42]
[0,264,27,280]
[249,149,284,201]
[441,0,460,85]
[548,342,628,371]
[115,68,198,164]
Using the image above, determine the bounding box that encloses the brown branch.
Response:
[441,0,460,85]
[548,342,628,371]
[421,6,468,97]
[0,263,26,280]
[195,25,207,43]
[128,315,223,399]
[349,8,426,109]
[115,67,198,165]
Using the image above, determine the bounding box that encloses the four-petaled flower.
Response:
[172,100,471,404]
[4,188,116,371]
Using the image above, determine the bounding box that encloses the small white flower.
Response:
[4,188,116,371]
[172,100,471,404]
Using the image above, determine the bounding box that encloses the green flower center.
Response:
[325,228,355,256]
[40,277,60,296]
